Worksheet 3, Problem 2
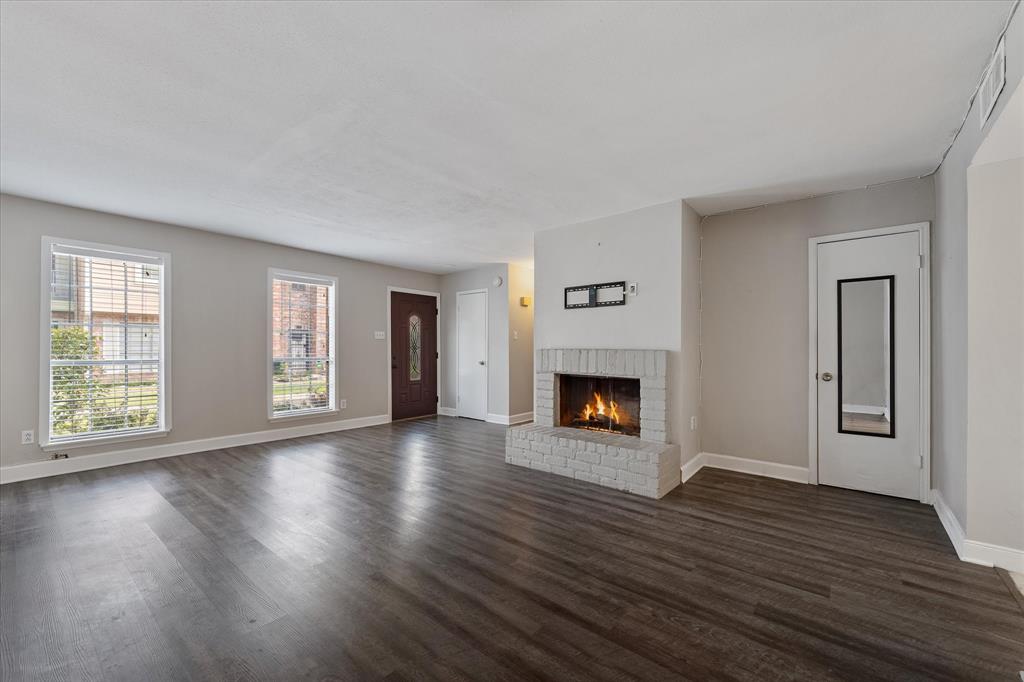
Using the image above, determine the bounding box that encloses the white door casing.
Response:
[809,224,930,502]
[457,290,488,421]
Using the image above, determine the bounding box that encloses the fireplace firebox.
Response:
[558,374,641,437]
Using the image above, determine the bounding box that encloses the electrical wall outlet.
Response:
[513,329,519,340]
[373,331,386,340]
[339,399,347,409]
[21,430,34,444]
[690,416,697,431]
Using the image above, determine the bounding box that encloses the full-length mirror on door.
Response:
[838,276,895,438]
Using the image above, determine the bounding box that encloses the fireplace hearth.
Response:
[506,348,681,499]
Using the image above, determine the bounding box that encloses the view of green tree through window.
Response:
[44,240,167,445]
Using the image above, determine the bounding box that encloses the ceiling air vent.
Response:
[979,37,1006,128]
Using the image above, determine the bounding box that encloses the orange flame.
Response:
[580,392,622,425]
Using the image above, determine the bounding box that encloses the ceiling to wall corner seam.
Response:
[696,215,706,454]
[699,0,1020,222]
[929,0,1021,176]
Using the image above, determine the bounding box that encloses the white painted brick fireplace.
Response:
[505,348,681,498]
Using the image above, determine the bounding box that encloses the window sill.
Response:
[268,408,340,422]
[41,428,170,452]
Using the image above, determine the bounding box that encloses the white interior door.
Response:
[816,231,922,499]
[457,290,488,420]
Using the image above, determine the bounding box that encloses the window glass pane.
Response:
[271,274,334,414]
[409,314,421,381]
[47,247,163,442]
[839,276,894,437]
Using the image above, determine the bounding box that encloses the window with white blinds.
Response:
[42,238,169,446]
[269,269,336,417]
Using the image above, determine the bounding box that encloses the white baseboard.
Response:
[680,454,704,483]
[438,407,457,417]
[931,489,1024,572]
[930,489,969,560]
[681,451,810,484]
[963,538,1024,573]
[0,414,390,484]
[486,411,533,426]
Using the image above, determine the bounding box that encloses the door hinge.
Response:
[919,254,925,269]
[918,455,924,469]
[435,395,439,403]
[436,352,439,359]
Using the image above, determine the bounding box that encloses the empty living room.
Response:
[2,1,1023,680]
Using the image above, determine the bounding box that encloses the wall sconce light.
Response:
[519,296,532,307]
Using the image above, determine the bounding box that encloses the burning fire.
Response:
[583,392,620,425]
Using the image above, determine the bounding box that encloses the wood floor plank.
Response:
[2,416,1022,681]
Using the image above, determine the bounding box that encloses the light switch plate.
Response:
[373,331,386,340]
[627,282,638,296]
[339,399,347,409]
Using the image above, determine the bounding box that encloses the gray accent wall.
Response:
[932,10,1022,529]
[0,193,440,469]
[966,156,1023,552]
[699,177,935,467]
[507,263,535,417]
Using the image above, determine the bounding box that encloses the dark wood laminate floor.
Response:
[2,417,1022,681]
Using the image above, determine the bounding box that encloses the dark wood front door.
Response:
[391,292,438,420]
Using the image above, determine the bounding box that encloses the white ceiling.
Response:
[0,1,1012,273]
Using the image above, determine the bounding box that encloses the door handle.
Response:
[478,360,486,366]
[821,372,833,382]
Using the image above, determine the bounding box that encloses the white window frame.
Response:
[39,236,172,450]
[267,268,338,420]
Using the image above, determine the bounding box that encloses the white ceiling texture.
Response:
[0,1,1013,272]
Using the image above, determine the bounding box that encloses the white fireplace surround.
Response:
[534,348,668,443]
[506,348,680,499]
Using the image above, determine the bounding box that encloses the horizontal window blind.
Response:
[45,240,166,444]
[270,271,336,416]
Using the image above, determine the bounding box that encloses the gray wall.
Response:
[507,264,535,417]
[932,10,1023,529]
[0,194,440,468]
[679,202,702,462]
[966,156,1024,551]
[534,199,701,454]
[438,264,510,418]
[699,177,935,467]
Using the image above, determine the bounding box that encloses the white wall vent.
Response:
[979,37,1006,128]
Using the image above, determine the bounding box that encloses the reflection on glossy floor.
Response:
[2,417,1022,681]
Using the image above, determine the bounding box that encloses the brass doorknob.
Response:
[821,372,833,382]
